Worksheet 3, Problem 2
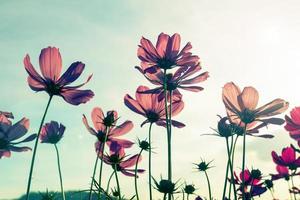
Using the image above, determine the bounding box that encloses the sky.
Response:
[1,0,300,199]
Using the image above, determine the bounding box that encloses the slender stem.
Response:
[148,123,153,200]
[204,171,212,200]
[229,136,239,198]
[88,150,100,200]
[269,188,275,199]
[241,124,248,200]
[163,193,167,200]
[291,173,297,200]
[187,194,189,200]
[163,69,172,200]
[25,95,53,200]
[226,138,237,200]
[182,191,185,200]
[54,144,66,200]
[98,127,110,197]
[222,138,231,200]
[134,149,143,200]
[114,166,121,200]
[288,180,293,200]
[106,171,115,195]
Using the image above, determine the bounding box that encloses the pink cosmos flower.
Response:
[222,82,289,130]
[232,169,267,199]
[40,121,65,144]
[124,86,185,127]
[82,107,134,151]
[272,146,300,170]
[137,33,200,73]
[271,165,290,181]
[0,114,36,158]
[102,142,145,177]
[135,64,209,101]
[24,47,94,105]
[285,107,300,144]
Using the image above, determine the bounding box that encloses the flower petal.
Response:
[239,87,259,110]
[57,62,85,86]
[60,88,94,105]
[124,94,145,116]
[120,154,141,168]
[7,118,29,141]
[91,107,105,132]
[39,47,62,81]
[82,115,97,136]
[255,99,289,118]
[166,33,181,59]
[156,33,170,58]
[110,121,133,137]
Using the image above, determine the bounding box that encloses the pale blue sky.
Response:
[1,0,300,199]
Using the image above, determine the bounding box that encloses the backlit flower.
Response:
[137,33,199,73]
[102,143,145,177]
[271,165,290,181]
[0,114,36,158]
[232,169,267,199]
[124,85,185,128]
[24,46,94,105]
[285,107,300,144]
[40,121,65,144]
[271,146,300,170]
[135,64,208,100]
[222,82,288,131]
[83,107,134,152]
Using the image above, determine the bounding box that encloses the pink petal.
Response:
[180,71,209,85]
[124,94,145,116]
[166,33,181,59]
[156,33,170,58]
[27,76,46,91]
[222,82,242,113]
[177,42,192,57]
[23,54,44,82]
[139,37,160,58]
[91,107,105,132]
[82,115,97,135]
[276,165,289,175]
[290,107,300,125]
[169,100,184,117]
[178,86,204,92]
[255,99,289,118]
[120,154,141,168]
[239,87,259,110]
[39,47,62,81]
[108,138,134,148]
[271,151,285,166]
[110,121,133,137]
[282,147,295,164]
[0,150,11,158]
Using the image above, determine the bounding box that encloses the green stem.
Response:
[204,171,212,200]
[163,69,172,200]
[182,191,185,200]
[148,123,153,200]
[226,138,237,200]
[163,193,167,200]
[25,95,53,200]
[222,138,231,200]
[98,127,110,197]
[291,173,297,200]
[269,188,275,199]
[187,194,189,200]
[229,135,239,198]
[89,150,100,200]
[114,166,121,200]
[134,149,143,200]
[106,171,115,195]
[241,124,248,200]
[288,180,293,200]
[54,144,66,200]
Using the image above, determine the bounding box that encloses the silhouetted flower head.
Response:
[194,159,213,172]
[40,121,65,144]
[83,107,134,153]
[135,63,208,100]
[264,179,274,189]
[184,184,196,195]
[0,114,36,158]
[194,196,203,200]
[124,85,185,128]
[272,146,300,170]
[222,82,288,137]
[111,187,120,197]
[285,107,300,144]
[137,33,199,73]
[153,177,178,195]
[138,138,150,151]
[232,169,267,199]
[102,142,145,177]
[24,46,94,105]
[39,190,57,200]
